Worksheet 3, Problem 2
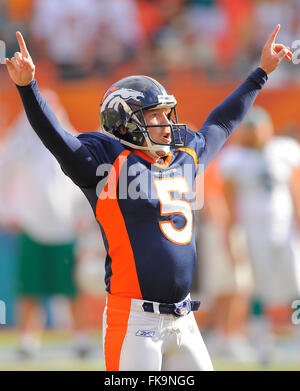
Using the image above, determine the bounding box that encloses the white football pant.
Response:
[103,293,214,371]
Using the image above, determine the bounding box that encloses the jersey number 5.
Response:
[154,177,193,245]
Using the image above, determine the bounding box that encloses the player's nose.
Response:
[160,111,170,125]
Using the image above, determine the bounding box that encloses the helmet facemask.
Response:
[129,106,187,150]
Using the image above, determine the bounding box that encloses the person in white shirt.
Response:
[219,106,300,361]
[0,90,100,359]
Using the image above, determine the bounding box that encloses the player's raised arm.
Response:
[5,31,35,86]
[197,25,292,167]
[5,32,99,188]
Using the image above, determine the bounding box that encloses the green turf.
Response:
[212,360,300,371]
[0,329,300,371]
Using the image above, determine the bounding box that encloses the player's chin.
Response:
[156,150,168,157]
[156,145,170,157]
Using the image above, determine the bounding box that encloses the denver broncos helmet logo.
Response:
[101,88,145,111]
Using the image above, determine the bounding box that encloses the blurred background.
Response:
[1,0,300,371]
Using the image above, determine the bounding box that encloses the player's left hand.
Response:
[259,24,293,75]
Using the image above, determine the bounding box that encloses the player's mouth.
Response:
[162,134,171,144]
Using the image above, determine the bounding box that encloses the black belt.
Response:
[142,299,200,317]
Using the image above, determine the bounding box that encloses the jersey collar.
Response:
[131,149,173,168]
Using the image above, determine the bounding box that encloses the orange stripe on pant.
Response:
[104,294,131,371]
[96,150,142,299]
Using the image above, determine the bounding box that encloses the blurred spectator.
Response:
[252,0,294,50]
[184,0,227,76]
[135,0,169,76]
[1,0,297,80]
[248,0,297,85]
[0,90,103,359]
[30,0,144,79]
[137,0,226,76]
[219,106,300,363]
[197,160,255,361]
[91,0,144,76]
[30,0,99,79]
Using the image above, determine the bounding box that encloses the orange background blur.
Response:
[2,75,299,138]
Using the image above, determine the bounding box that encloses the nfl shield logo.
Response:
[174,300,191,316]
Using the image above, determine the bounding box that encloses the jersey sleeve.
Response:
[189,67,268,167]
[16,79,102,188]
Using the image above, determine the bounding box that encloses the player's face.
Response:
[239,121,273,149]
[142,107,172,157]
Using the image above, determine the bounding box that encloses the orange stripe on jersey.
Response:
[176,147,198,173]
[96,150,143,299]
[104,294,131,371]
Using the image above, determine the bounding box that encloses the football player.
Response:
[5,26,291,370]
[219,106,300,362]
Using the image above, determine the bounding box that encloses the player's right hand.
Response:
[5,31,35,86]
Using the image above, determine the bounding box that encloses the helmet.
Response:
[99,75,187,154]
[244,106,272,129]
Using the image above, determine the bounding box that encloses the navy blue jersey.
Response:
[16,67,267,303]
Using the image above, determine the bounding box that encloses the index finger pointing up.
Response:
[266,24,281,47]
[16,31,29,56]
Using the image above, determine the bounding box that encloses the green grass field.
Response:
[0,329,105,371]
[0,329,299,371]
